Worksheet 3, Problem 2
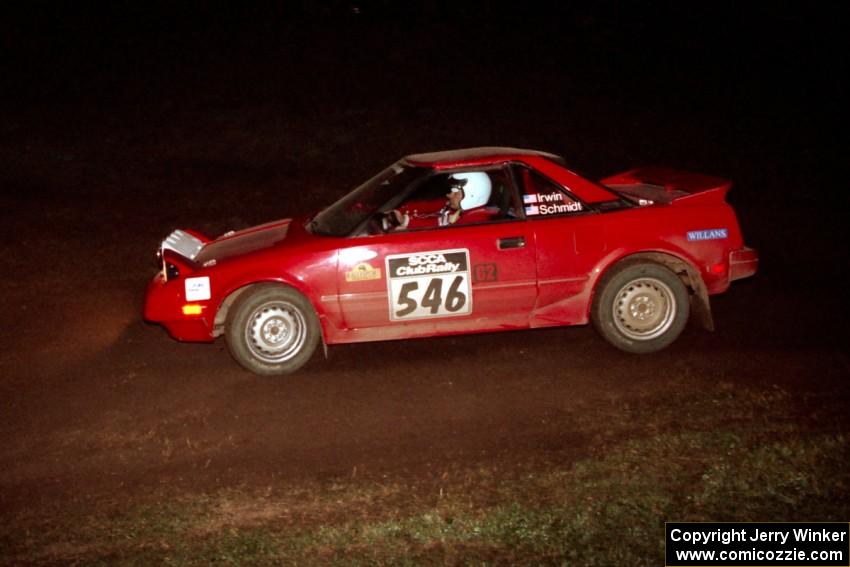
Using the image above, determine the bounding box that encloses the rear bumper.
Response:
[730,246,759,281]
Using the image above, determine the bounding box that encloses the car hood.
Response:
[194,219,291,265]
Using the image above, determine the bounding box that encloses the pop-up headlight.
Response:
[157,230,206,281]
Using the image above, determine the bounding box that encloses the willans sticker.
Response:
[687,228,728,241]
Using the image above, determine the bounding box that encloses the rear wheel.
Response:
[225,284,320,375]
[591,260,690,353]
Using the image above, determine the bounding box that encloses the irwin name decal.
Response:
[523,192,583,215]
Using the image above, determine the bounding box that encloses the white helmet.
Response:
[450,172,492,210]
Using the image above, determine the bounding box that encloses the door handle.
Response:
[498,236,525,250]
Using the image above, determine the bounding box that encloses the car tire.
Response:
[591,260,690,354]
[225,284,321,375]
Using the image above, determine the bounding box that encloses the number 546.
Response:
[395,275,467,317]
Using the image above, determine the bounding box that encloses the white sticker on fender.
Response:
[385,249,472,321]
[185,276,211,301]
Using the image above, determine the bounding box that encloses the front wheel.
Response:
[591,260,690,353]
[225,284,320,375]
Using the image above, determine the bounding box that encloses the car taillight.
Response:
[730,247,759,281]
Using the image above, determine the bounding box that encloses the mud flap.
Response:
[689,276,715,332]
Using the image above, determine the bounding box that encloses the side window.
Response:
[389,168,520,231]
[516,166,585,217]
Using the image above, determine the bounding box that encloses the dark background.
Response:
[2,1,845,274]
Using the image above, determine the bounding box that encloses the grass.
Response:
[2,381,848,566]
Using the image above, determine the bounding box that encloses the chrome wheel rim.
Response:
[612,277,676,340]
[245,300,306,363]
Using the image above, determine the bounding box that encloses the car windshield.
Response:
[308,162,428,236]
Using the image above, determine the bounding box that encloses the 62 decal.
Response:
[385,249,472,321]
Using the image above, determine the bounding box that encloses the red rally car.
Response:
[144,147,758,375]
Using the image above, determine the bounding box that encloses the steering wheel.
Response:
[381,209,405,232]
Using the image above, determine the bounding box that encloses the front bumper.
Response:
[143,272,215,342]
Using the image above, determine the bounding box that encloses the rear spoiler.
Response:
[600,167,731,206]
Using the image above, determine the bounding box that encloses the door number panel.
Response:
[385,249,472,321]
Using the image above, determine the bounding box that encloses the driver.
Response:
[438,172,492,226]
[387,172,493,230]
